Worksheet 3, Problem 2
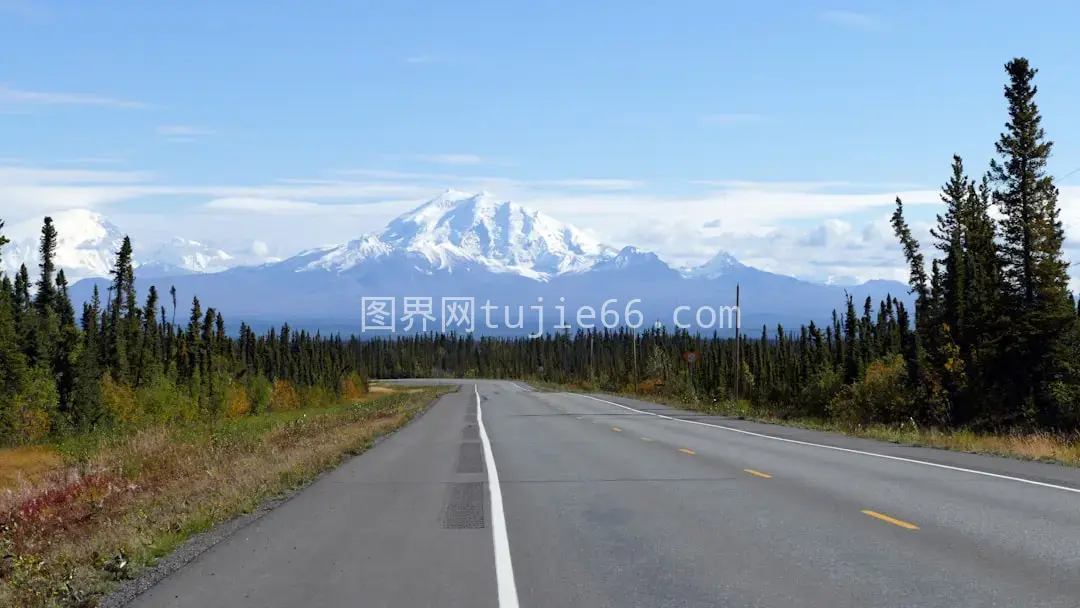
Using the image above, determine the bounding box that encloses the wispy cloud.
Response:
[536,178,644,191]
[386,153,518,167]
[0,165,155,184]
[405,55,433,64]
[699,113,763,126]
[62,157,126,165]
[156,125,215,143]
[415,153,486,165]
[0,85,145,109]
[202,198,325,214]
[819,10,878,29]
[335,168,642,192]
[692,180,925,192]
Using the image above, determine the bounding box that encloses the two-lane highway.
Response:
[125,381,1080,607]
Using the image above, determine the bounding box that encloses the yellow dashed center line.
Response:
[744,469,772,479]
[862,510,919,530]
[611,427,622,432]
[679,448,696,455]
[640,437,654,442]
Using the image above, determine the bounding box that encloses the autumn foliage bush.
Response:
[224,384,251,419]
[269,380,300,412]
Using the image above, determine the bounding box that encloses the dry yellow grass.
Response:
[854,426,1080,465]
[0,446,63,491]
[0,387,452,608]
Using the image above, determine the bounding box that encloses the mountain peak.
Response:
[683,251,743,279]
[297,190,619,279]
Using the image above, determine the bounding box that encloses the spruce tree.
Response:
[989,57,1076,423]
[34,217,58,317]
[842,295,859,383]
[0,221,29,442]
[54,270,76,328]
[72,293,104,431]
[932,156,971,336]
[13,263,30,314]
[106,237,135,381]
[52,270,79,429]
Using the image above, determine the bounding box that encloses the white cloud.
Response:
[61,157,126,165]
[819,10,878,29]
[0,85,145,109]
[535,179,644,191]
[202,198,324,214]
[251,240,270,257]
[415,153,486,165]
[0,166,154,184]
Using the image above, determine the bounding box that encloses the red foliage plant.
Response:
[1,472,132,553]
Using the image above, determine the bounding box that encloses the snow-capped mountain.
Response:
[300,190,618,280]
[67,190,914,336]
[1,210,256,283]
[2,209,126,284]
[138,237,235,277]
[681,251,744,279]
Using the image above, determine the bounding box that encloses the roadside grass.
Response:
[531,379,1080,468]
[0,447,64,492]
[0,385,454,608]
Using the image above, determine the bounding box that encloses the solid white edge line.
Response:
[578,394,1080,495]
[476,384,521,608]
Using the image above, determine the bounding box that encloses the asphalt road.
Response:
[127,380,1080,607]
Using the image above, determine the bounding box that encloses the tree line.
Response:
[0,226,370,446]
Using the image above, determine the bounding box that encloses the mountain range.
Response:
[0,209,272,283]
[7,191,913,336]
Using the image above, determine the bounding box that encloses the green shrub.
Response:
[828,355,909,426]
[136,375,199,424]
[245,375,273,415]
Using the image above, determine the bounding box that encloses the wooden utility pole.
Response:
[734,283,741,402]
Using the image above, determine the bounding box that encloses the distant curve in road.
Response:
[124,380,1080,608]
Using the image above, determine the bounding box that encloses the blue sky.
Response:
[3,1,1080,283]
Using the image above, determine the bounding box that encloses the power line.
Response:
[1058,165,1080,182]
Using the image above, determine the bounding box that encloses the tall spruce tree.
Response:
[989,57,1077,423]
[106,236,135,381]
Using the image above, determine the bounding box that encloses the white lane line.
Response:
[578,394,1080,495]
[509,382,523,391]
[476,384,521,608]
